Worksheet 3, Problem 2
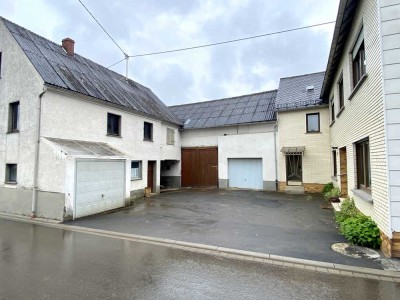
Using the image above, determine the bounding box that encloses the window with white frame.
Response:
[131,161,142,180]
[352,28,366,87]
[338,75,344,110]
[356,138,370,191]
[330,98,335,123]
[6,164,17,183]
[306,113,320,133]
[8,101,20,133]
[166,128,175,145]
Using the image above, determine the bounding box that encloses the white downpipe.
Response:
[31,86,47,218]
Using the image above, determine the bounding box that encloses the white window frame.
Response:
[131,161,142,180]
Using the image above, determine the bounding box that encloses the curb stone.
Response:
[1,213,399,282]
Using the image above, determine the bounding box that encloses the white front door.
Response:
[228,158,263,189]
[75,160,125,219]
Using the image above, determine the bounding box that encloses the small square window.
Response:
[6,164,17,183]
[107,113,121,136]
[131,161,142,179]
[306,113,320,133]
[166,128,175,145]
[144,122,153,141]
[8,101,19,133]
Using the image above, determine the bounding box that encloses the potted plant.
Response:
[325,187,341,203]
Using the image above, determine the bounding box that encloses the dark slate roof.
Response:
[321,0,358,99]
[169,90,277,129]
[275,71,326,111]
[1,17,181,125]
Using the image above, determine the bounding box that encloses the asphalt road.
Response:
[70,189,383,268]
[0,219,399,300]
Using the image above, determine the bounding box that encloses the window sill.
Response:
[7,130,19,134]
[305,131,321,134]
[143,139,153,142]
[131,178,142,181]
[106,134,122,138]
[352,189,373,204]
[348,74,368,101]
[4,182,17,187]
[329,120,335,127]
[336,106,345,118]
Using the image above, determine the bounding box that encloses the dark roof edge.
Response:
[44,83,182,126]
[169,89,278,108]
[275,103,329,112]
[180,119,277,131]
[0,16,148,91]
[279,71,325,80]
[320,0,357,100]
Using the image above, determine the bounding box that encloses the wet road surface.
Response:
[70,189,383,269]
[1,219,399,299]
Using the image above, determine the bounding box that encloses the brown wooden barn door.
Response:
[181,148,218,187]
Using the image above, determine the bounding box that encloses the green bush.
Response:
[340,215,381,249]
[335,198,358,223]
[322,182,334,195]
[324,187,341,200]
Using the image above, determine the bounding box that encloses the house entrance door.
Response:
[286,154,302,186]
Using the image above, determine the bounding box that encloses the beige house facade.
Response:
[321,0,400,257]
[275,72,332,193]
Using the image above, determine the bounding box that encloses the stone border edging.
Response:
[1,213,399,283]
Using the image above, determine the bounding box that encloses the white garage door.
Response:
[228,158,263,189]
[75,160,125,218]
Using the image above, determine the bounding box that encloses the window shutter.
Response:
[352,28,364,59]
[167,128,174,145]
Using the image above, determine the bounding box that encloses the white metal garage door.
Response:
[75,160,125,218]
[228,158,263,189]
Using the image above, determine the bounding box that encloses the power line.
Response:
[107,20,335,68]
[78,0,128,57]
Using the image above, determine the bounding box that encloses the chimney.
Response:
[62,38,75,56]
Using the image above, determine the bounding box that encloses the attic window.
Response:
[184,119,191,125]
[306,86,314,91]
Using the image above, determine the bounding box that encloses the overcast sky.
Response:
[1,0,339,105]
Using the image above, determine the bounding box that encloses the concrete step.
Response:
[284,185,305,194]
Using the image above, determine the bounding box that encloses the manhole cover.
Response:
[331,243,380,259]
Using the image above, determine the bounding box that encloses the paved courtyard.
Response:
[70,189,383,269]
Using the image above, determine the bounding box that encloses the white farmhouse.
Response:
[0,17,182,220]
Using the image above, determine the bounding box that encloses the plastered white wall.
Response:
[0,19,44,189]
[218,131,277,183]
[180,123,275,147]
[39,89,181,194]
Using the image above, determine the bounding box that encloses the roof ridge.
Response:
[279,71,325,80]
[170,89,277,108]
[1,16,182,125]
[0,16,148,91]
